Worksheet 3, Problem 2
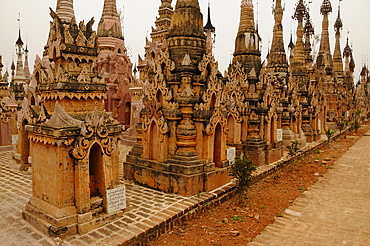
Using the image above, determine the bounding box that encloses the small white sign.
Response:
[227,147,236,164]
[277,129,283,142]
[12,135,18,145]
[106,186,126,214]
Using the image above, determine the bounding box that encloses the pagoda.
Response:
[22,0,124,236]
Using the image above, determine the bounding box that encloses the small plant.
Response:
[298,187,305,191]
[231,215,244,222]
[335,116,349,133]
[196,193,201,203]
[287,140,300,157]
[352,120,361,133]
[229,154,256,196]
[324,129,336,143]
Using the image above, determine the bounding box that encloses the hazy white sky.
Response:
[0,0,369,81]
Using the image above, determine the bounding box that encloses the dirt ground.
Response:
[150,123,370,246]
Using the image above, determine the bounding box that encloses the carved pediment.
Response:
[45,102,83,128]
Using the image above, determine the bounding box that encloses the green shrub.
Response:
[324,129,336,142]
[229,154,256,195]
[287,140,300,157]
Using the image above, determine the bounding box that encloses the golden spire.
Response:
[56,0,75,23]
[268,0,288,72]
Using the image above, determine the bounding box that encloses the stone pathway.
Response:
[2,132,370,246]
[248,132,370,246]
[0,145,233,246]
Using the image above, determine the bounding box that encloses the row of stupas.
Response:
[124,0,365,196]
[0,0,368,239]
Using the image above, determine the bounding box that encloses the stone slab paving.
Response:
[0,145,233,246]
[248,131,370,246]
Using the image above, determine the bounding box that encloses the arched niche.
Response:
[227,115,235,144]
[124,102,131,126]
[89,143,106,212]
[149,121,160,161]
[19,119,30,165]
[213,123,223,168]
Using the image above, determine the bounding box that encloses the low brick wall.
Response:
[121,129,350,246]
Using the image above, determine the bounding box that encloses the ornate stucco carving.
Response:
[45,102,83,128]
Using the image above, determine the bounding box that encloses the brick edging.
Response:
[120,127,358,246]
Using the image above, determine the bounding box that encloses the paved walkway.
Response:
[0,145,233,246]
[1,132,369,246]
[249,131,370,246]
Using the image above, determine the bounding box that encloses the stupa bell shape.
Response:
[168,0,206,67]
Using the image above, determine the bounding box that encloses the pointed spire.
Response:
[334,3,343,32]
[98,0,123,39]
[204,1,215,32]
[0,56,3,81]
[304,7,314,64]
[204,1,215,53]
[288,31,295,50]
[56,0,75,23]
[291,0,306,68]
[267,0,288,72]
[14,26,26,83]
[333,3,343,74]
[102,0,118,17]
[343,37,352,58]
[343,37,354,74]
[16,29,24,46]
[233,0,261,74]
[24,45,30,82]
[151,0,173,42]
[317,0,333,69]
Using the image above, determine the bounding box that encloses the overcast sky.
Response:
[0,0,369,81]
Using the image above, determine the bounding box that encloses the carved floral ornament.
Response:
[198,53,218,77]
[149,41,175,75]
[0,96,15,123]
[205,108,227,136]
[141,97,169,137]
[70,108,118,160]
[227,62,249,86]
[226,96,243,123]
[202,79,222,105]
